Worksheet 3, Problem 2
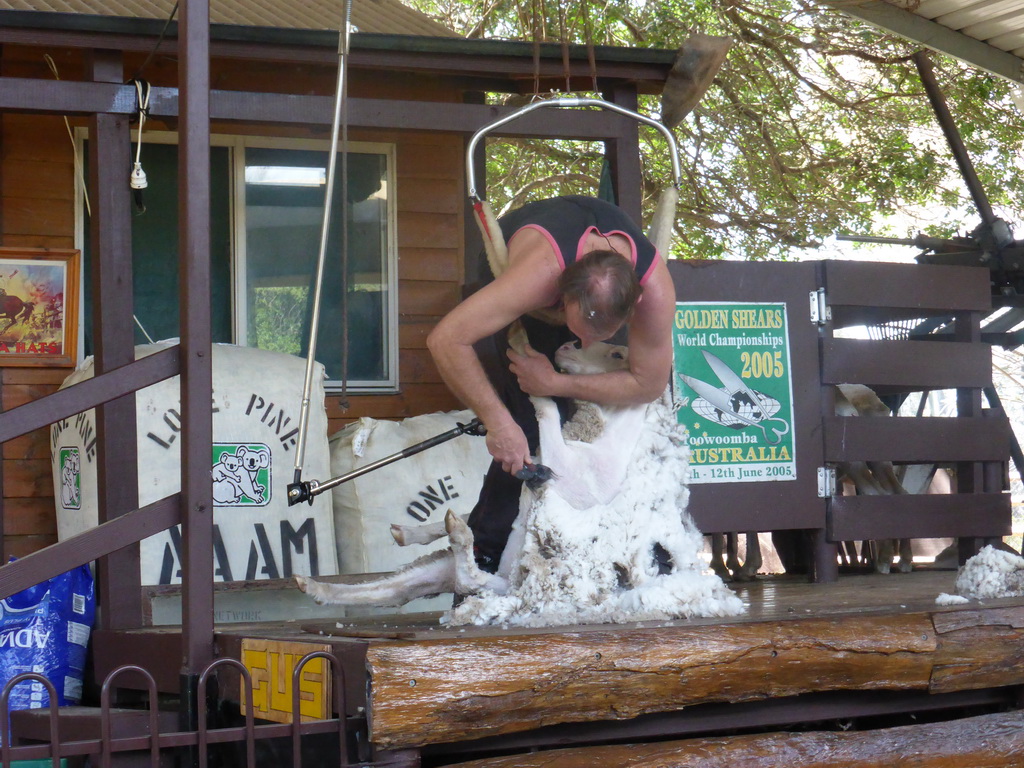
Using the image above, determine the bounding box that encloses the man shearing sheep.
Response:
[426,195,677,572]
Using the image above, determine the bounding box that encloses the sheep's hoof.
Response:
[446,509,471,545]
[391,523,407,546]
[294,574,309,593]
[710,562,731,581]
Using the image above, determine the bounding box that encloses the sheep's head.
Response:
[555,341,629,375]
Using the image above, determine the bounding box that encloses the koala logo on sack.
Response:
[59,447,82,510]
[211,443,272,507]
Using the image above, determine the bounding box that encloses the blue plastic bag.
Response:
[0,562,95,741]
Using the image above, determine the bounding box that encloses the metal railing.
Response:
[0,653,413,768]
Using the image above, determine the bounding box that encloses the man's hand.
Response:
[508,344,559,396]
[485,419,532,475]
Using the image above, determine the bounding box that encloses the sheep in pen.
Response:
[708,383,918,582]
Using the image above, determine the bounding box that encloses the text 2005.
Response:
[740,350,784,379]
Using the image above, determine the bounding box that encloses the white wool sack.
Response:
[330,410,491,575]
[50,342,337,585]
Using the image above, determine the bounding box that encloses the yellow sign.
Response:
[240,639,332,724]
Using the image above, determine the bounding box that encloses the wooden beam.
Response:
[443,709,1024,768]
[823,261,991,313]
[821,338,991,389]
[0,495,181,600]
[827,492,1011,541]
[0,77,639,138]
[0,346,179,444]
[822,416,1010,463]
[0,26,673,88]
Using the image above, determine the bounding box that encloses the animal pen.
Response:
[0,1,1023,766]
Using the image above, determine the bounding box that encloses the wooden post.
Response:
[955,309,984,564]
[599,81,641,222]
[178,0,214,675]
[88,48,142,629]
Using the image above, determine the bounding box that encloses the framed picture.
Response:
[0,247,80,367]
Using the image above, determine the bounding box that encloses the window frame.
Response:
[74,129,399,394]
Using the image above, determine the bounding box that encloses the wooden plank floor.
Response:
[290,568,974,640]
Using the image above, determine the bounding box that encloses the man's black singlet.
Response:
[497,195,659,285]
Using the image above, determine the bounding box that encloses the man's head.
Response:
[559,250,642,346]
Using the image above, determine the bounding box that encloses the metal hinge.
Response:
[817,466,837,498]
[809,288,831,325]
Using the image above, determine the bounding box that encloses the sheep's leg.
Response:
[838,541,854,567]
[735,532,761,580]
[494,494,530,589]
[391,514,465,547]
[872,539,894,574]
[295,549,454,606]
[725,532,741,576]
[709,534,730,580]
[896,538,914,573]
[867,460,908,495]
[531,395,568,469]
[446,510,510,595]
[842,461,886,495]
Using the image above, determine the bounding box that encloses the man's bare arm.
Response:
[427,240,561,473]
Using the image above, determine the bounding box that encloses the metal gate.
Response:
[671,258,1011,582]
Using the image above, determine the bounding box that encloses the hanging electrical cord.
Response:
[123,0,177,218]
[131,0,179,81]
[43,55,158,347]
[128,78,151,214]
[44,55,90,219]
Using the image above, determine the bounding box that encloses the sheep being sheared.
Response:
[296,341,744,626]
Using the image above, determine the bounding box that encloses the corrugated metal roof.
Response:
[833,0,1024,84]
[909,0,1024,59]
[0,0,460,38]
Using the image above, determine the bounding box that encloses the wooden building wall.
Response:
[0,42,465,559]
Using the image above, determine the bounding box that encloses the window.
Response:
[78,133,397,392]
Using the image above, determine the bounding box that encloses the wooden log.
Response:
[931,605,1024,694]
[444,709,1024,767]
[366,615,936,749]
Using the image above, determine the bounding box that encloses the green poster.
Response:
[673,302,796,484]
